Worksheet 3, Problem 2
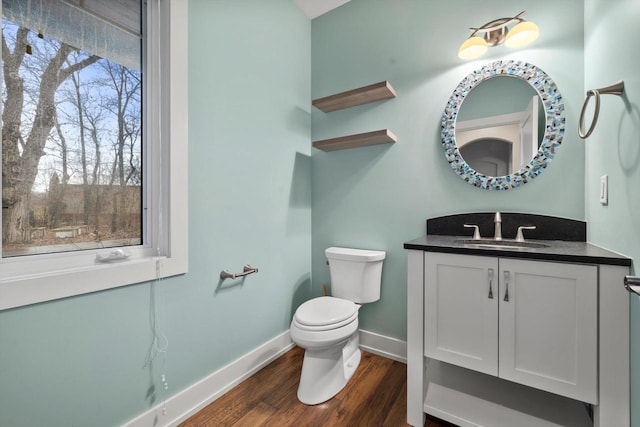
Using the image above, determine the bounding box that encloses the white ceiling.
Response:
[293,0,351,19]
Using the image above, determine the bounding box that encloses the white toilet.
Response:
[290,246,386,405]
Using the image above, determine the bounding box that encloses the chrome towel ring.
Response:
[578,80,625,139]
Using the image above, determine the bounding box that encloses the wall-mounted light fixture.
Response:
[458,11,539,60]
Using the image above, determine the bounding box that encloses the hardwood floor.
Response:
[180,346,455,427]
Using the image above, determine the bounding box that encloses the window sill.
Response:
[0,254,186,310]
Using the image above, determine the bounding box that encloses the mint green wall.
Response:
[311,0,585,340]
[0,1,311,426]
[5,1,628,425]
[584,0,640,423]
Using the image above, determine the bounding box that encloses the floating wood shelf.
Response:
[312,81,397,112]
[312,129,397,152]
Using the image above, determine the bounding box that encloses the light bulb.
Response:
[458,36,488,60]
[504,21,540,48]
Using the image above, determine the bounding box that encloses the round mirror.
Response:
[442,60,564,190]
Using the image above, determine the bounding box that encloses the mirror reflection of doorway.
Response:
[459,138,512,176]
[455,95,540,176]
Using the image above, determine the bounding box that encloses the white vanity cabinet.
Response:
[424,253,597,403]
[406,246,630,427]
[424,254,499,376]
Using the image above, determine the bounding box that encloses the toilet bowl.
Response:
[290,247,385,405]
[290,296,361,405]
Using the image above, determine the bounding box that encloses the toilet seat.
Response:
[290,313,358,350]
[290,297,360,349]
[294,297,358,331]
[293,311,358,332]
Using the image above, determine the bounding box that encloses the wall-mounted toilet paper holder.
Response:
[220,264,258,281]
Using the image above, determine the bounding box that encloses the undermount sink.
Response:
[455,238,549,249]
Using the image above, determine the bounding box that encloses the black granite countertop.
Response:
[404,235,631,267]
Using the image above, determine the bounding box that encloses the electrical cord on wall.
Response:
[153,258,169,415]
[144,258,169,415]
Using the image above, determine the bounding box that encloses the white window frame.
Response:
[0,0,188,310]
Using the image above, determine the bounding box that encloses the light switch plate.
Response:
[600,175,608,205]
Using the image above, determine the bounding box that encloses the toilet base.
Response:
[297,332,361,405]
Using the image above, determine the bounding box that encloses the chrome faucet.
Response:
[494,212,502,240]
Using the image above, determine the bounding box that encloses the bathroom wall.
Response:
[0,1,311,426]
[311,0,585,340]
[584,0,640,423]
[0,1,612,425]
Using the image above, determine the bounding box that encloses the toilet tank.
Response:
[326,247,386,303]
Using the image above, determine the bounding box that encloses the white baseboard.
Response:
[123,328,406,427]
[122,331,295,427]
[359,329,407,363]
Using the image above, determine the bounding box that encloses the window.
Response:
[2,1,143,257]
[0,0,188,310]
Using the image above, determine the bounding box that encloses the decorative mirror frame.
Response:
[441,60,565,190]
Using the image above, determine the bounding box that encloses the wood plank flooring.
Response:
[180,346,455,427]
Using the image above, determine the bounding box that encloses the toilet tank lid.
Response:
[325,247,386,262]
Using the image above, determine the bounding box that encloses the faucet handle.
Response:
[515,225,536,242]
[464,224,482,240]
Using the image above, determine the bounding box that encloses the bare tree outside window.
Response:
[1,13,142,257]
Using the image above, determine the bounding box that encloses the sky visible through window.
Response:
[1,17,143,257]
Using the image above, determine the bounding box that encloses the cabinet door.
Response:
[499,259,597,403]
[425,253,499,375]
